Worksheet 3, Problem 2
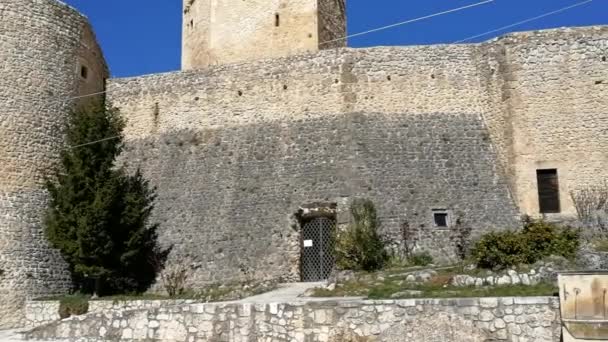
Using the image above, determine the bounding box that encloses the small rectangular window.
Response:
[275,13,280,27]
[537,169,560,213]
[432,210,450,228]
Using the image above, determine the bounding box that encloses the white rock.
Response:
[494,318,506,329]
[496,328,508,340]
[520,274,530,285]
[480,298,498,308]
[122,328,133,339]
[497,275,511,285]
[480,310,494,321]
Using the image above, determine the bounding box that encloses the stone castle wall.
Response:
[0,0,606,328]
[24,297,561,341]
[488,27,608,216]
[108,26,608,286]
[182,0,346,69]
[108,44,521,285]
[0,0,107,328]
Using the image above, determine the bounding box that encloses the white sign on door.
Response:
[303,240,313,247]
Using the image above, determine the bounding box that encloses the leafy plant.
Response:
[408,251,433,266]
[470,230,531,269]
[522,218,580,261]
[470,219,580,270]
[334,199,389,271]
[58,295,89,319]
[45,103,168,296]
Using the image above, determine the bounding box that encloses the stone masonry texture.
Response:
[0,0,107,328]
[1,0,607,329]
[182,0,346,69]
[108,26,608,286]
[23,297,562,341]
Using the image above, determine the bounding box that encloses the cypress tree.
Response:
[45,103,165,295]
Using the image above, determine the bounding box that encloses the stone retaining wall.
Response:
[24,297,561,341]
[24,299,197,328]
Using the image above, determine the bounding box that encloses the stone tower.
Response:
[0,0,107,327]
[181,0,347,69]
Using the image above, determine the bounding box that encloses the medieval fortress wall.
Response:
[489,28,608,216]
[106,26,608,286]
[0,0,107,328]
[0,0,607,330]
[182,0,346,69]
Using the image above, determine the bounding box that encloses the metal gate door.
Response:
[300,217,335,282]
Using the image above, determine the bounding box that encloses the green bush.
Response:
[522,219,579,260]
[408,252,433,266]
[471,219,579,270]
[470,230,532,269]
[58,295,89,319]
[334,199,389,271]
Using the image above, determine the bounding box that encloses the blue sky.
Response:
[63,0,606,78]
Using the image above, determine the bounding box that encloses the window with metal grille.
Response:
[537,169,560,213]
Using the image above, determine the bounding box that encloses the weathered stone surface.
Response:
[22,296,562,342]
[107,26,608,287]
[2,0,608,329]
[182,0,346,69]
[0,0,107,328]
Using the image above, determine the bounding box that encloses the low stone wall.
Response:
[24,299,197,328]
[24,297,561,341]
[24,301,61,328]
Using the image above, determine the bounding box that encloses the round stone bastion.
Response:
[0,0,107,328]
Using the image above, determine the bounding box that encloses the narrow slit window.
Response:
[275,13,280,27]
[537,169,560,213]
[80,66,88,79]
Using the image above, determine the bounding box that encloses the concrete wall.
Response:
[181,0,346,69]
[23,297,561,341]
[0,0,107,328]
